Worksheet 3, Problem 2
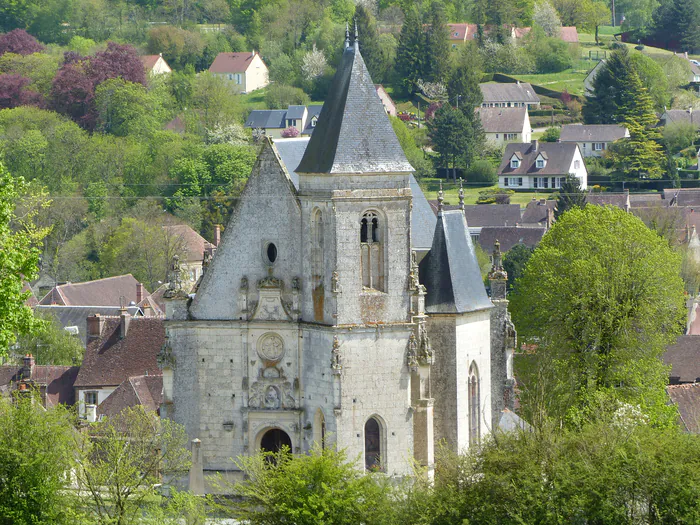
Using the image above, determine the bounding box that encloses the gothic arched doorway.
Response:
[260,428,292,454]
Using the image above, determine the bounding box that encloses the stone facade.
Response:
[161,35,507,485]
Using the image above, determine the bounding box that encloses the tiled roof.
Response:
[296,43,412,174]
[480,82,540,104]
[667,383,700,433]
[209,52,258,74]
[462,204,522,227]
[476,107,527,133]
[419,210,492,314]
[274,136,435,251]
[141,55,160,70]
[478,226,545,253]
[73,317,164,388]
[521,198,556,225]
[498,142,578,176]
[35,305,141,347]
[662,109,700,128]
[585,193,629,210]
[560,124,628,143]
[98,375,163,416]
[164,224,214,264]
[664,335,700,384]
[663,188,700,206]
[38,274,146,307]
[0,365,79,406]
[446,23,470,40]
[628,193,662,207]
[559,26,579,43]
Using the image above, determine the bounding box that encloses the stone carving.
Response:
[407,333,418,373]
[258,333,285,362]
[248,379,296,410]
[164,255,188,299]
[417,324,433,365]
[331,336,342,374]
[157,336,176,369]
[239,277,249,313]
[264,386,280,409]
[331,271,342,294]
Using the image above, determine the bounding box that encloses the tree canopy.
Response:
[510,205,685,426]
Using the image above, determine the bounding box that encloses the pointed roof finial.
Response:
[458,177,465,210]
[345,22,351,49]
[437,180,444,216]
[353,19,359,51]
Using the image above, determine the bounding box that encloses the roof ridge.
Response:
[59,274,135,287]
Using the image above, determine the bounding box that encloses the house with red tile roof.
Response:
[73,312,164,417]
[0,354,79,408]
[209,51,269,94]
[141,53,172,75]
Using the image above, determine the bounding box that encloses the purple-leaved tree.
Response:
[0,30,44,56]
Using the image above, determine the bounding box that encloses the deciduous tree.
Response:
[0,29,44,56]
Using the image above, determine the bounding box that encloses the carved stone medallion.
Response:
[258,333,285,363]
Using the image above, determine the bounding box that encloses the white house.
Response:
[497,140,587,190]
[209,51,269,94]
[141,53,172,75]
[480,81,541,109]
[559,124,629,157]
[477,107,532,145]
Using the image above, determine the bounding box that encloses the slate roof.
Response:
[302,105,323,135]
[664,335,700,384]
[628,193,662,207]
[661,109,700,128]
[498,408,532,432]
[245,109,287,129]
[35,305,141,347]
[476,107,527,133]
[274,136,435,251]
[585,192,630,210]
[480,82,540,105]
[73,317,164,388]
[667,383,700,433]
[583,60,605,94]
[98,375,163,416]
[462,204,522,227]
[478,226,545,253]
[521,198,556,225]
[498,142,579,176]
[209,52,258,73]
[286,105,306,119]
[38,274,146,307]
[296,43,413,174]
[419,210,492,314]
[560,124,628,143]
[663,188,700,206]
[0,365,79,407]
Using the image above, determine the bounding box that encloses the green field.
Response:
[418,179,552,207]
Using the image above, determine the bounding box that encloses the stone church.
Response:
[159,31,516,481]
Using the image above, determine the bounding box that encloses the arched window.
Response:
[469,363,480,446]
[311,209,325,321]
[364,416,384,471]
[313,409,326,450]
[360,211,384,291]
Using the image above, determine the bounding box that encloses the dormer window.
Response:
[311,116,317,127]
[510,158,520,169]
[536,155,546,169]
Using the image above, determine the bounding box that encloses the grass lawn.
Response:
[418,178,553,207]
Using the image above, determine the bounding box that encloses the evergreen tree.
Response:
[674,0,700,52]
[555,173,586,219]
[395,6,423,95]
[583,46,635,124]
[423,2,451,83]
[428,104,469,180]
[355,5,384,82]
[447,42,484,108]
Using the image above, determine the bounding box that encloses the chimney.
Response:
[22,354,35,380]
[686,51,689,59]
[136,282,145,303]
[214,224,221,246]
[87,314,105,341]
[531,139,538,151]
[120,308,131,339]
[251,50,255,58]
[159,52,162,57]
[539,198,546,205]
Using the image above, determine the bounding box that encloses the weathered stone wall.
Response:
[490,298,516,428]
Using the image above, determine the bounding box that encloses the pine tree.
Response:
[428,104,469,180]
[395,6,424,95]
[583,46,635,124]
[674,0,700,52]
[423,2,451,83]
[355,6,384,82]
[555,174,586,219]
[610,70,664,180]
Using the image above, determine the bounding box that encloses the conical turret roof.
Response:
[296,40,413,174]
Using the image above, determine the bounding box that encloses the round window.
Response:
[266,243,278,264]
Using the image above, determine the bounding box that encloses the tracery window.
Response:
[360,211,384,291]
[364,416,384,471]
[469,363,480,447]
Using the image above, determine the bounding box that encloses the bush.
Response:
[477,187,515,204]
[526,32,574,73]
[664,122,697,154]
[280,126,299,138]
[541,127,560,142]
[466,159,497,184]
[264,84,309,109]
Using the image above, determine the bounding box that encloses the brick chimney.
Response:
[136,282,145,303]
[214,224,221,246]
[87,314,105,342]
[531,139,538,152]
[120,308,131,339]
[22,354,35,380]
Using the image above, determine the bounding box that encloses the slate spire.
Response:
[295,27,412,174]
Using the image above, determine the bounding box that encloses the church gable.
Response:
[189,139,302,320]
